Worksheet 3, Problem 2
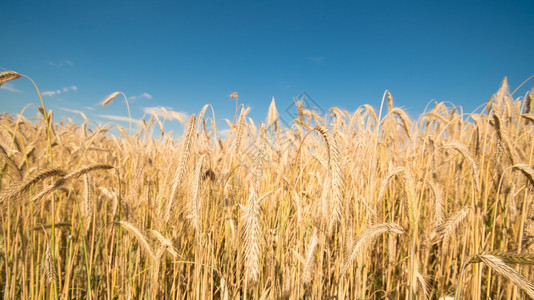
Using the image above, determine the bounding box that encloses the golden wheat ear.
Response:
[100,91,120,106]
[0,71,22,87]
[466,253,534,298]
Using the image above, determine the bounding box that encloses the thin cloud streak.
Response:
[0,83,22,93]
[130,92,152,100]
[48,60,74,67]
[59,107,85,115]
[42,85,78,97]
[143,106,187,124]
[95,114,142,125]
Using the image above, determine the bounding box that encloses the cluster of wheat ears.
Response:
[1,71,534,299]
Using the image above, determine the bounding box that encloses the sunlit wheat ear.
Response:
[469,251,534,265]
[234,107,247,154]
[252,123,267,191]
[425,178,445,225]
[148,229,179,258]
[526,92,533,114]
[413,258,429,299]
[442,143,480,193]
[0,71,22,86]
[377,167,405,203]
[464,253,534,299]
[495,77,509,102]
[100,91,120,106]
[362,104,378,124]
[302,228,319,285]
[82,174,93,228]
[44,243,57,285]
[0,144,22,181]
[296,100,305,124]
[0,169,66,204]
[267,97,279,129]
[314,125,344,231]
[432,206,470,244]
[241,188,261,283]
[512,163,534,187]
[387,90,393,112]
[114,221,155,260]
[166,114,196,221]
[32,164,114,203]
[189,153,207,233]
[340,223,405,277]
[390,108,413,141]
[492,113,519,164]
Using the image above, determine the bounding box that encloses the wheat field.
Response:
[1,71,534,299]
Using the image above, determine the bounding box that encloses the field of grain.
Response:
[1,71,534,299]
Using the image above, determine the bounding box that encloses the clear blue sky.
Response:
[1,0,533,134]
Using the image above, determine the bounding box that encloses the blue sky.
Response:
[1,1,533,135]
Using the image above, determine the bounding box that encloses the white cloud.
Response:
[84,106,95,111]
[0,82,22,93]
[217,128,231,137]
[42,85,77,97]
[130,92,152,100]
[59,107,85,115]
[42,90,59,97]
[143,106,187,124]
[95,114,142,125]
[49,60,74,67]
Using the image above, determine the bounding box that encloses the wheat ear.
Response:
[166,114,196,221]
[32,165,114,202]
[314,125,344,231]
[466,253,534,298]
[100,91,120,106]
[114,221,155,260]
[241,188,261,283]
[44,243,58,285]
[432,206,470,244]
[302,228,319,285]
[0,169,66,204]
[189,153,207,233]
[442,143,480,193]
[340,223,405,277]
[0,71,22,87]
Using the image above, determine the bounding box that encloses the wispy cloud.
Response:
[129,92,152,100]
[59,107,85,115]
[0,82,22,93]
[84,106,95,111]
[143,106,187,124]
[218,128,231,137]
[49,60,74,67]
[95,114,142,125]
[42,85,78,97]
